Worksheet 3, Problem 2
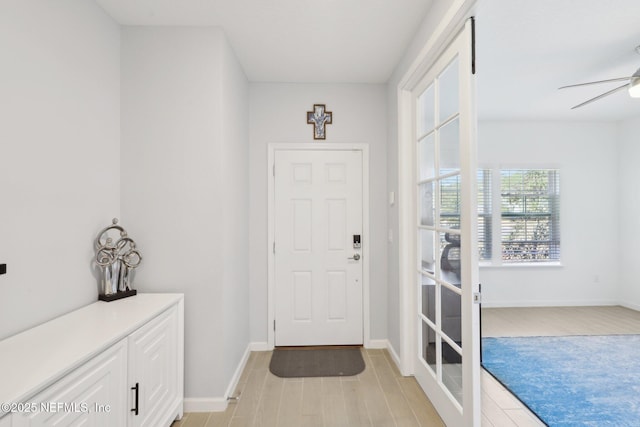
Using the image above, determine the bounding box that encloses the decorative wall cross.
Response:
[307,104,332,140]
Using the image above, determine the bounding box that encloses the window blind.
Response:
[500,169,560,262]
[477,170,492,261]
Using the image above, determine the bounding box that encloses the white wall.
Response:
[121,27,249,400]
[479,121,619,307]
[617,116,640,310]
[219,38,251,391]
[385,0,455,356]
[0,0,120,340]
[249,83,388,344]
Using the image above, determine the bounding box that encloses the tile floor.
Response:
[173,348,444,427]
[173,306,640,427]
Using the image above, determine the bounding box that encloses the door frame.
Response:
[397,0,477,376]
[267,143,370,349]
[397,1,480,425]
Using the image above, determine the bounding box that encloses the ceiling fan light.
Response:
[629,77,640,98]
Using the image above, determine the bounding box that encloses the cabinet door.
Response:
[128,306,179,427]
[13,340,127,427]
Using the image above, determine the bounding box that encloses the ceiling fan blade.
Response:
[571,83,629,109]
[559,77,630,90]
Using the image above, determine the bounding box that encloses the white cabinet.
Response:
[13,341,127,427]
[0,294,184,427]
[128,305,181,427]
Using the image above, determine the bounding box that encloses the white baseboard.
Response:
[365,339,405,376]
[482,299,619,308]
[386,341,403,374]
[224,344,252,399]
[619,301,640,312]
[249,341,271,351]
[366,339,388,349]
[184,342,253,413]
[183,397,228,413]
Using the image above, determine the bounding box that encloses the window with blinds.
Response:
[437,168,560,264]
[478,170,492,261]
[500,169,560,263]
[438,170,493,260]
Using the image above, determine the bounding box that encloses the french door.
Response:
[413,19,480,426]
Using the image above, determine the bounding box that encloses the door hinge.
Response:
[273,320,276,331]
[473,292,482,304]
[273,242,275,254]
[272,164,275,177]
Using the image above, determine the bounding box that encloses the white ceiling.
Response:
[476,0,640,121]
[96,0,640,120]
[95,0,433,84]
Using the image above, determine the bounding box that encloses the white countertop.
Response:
[0,293,184,413]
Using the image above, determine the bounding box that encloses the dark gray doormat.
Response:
[269,346,365,378]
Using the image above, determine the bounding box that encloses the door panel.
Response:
[327,271,347,320]
[327,199,346,251]
[275,150,363,346]
[292,272,312,320]
[128,306,179,427]
[292,200,312,251]
[413,19,480,427]
[13,341,127,427]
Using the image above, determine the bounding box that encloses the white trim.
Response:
[479,262,564,269]
[483,300,619,308]
[366,339,389,349]
[365,339,403,375]
[397,87,415,378]
[620,302,640,312]
[183,342,253,413]
[183,398,228,413]
[397,0,478,379]
[249,341,271,352]
[267,143,371,349]
[397,4,479,426]
[386,341,403,374]
[224,344,252,400]
[398,0,477,90]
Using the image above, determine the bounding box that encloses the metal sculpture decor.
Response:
[307,104,332,140]
[94,218,142,301]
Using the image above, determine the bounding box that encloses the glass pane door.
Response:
[413,18,480,427]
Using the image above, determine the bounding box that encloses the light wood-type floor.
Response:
[173,306,640,427]
[173,348,445,427]
[482,305,640,337]
[171,348,541,427]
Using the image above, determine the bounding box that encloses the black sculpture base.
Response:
[99,289,137,302]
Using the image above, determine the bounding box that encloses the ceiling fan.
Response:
[559,47,640,109]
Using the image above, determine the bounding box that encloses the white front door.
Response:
[274,149,363,346]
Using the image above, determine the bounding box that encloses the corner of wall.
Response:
[384,0,462,376]
[615,117,640,309]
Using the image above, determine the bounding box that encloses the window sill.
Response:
[479,262,563,269]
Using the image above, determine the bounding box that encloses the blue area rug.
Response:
[482,335,640,426]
